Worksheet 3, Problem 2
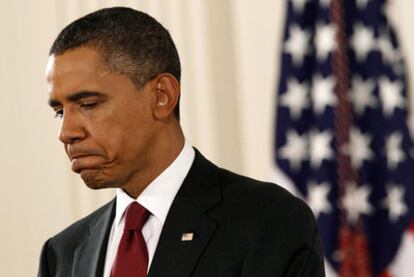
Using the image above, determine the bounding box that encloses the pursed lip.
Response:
[70,153,96,160]
[68,149,102,161]
[68,151,106,173]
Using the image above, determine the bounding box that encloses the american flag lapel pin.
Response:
[181,232,195,241]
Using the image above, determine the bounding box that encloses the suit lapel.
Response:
[73,199,116,277]
[148,150,222,277]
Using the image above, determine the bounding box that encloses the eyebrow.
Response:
[48,91,106,108]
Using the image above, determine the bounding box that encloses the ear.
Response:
[152,73,180,120]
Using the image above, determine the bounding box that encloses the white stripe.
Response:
[388,229,414,277]
[325,259,339,277]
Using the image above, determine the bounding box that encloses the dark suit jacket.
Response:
[38,150,325,277]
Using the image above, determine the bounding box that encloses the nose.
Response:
[58,110,86,144]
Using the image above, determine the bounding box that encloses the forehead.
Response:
[46,47,111,96]
[47,46,107,77]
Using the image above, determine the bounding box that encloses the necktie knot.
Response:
[124,202,149,231]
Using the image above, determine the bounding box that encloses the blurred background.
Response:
[0,0,413,276]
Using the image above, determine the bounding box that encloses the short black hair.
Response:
[50,7,181,119]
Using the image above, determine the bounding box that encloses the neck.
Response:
[122,124,185,198]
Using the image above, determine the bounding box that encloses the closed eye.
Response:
[54,109,63,118]
[80,102,99,109]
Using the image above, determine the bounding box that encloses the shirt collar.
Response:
[114,141,195,227]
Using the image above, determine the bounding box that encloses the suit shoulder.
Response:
[218,168,313,218]
[48,199,115,247]
[216,168,318,245]
[219,168,293,201]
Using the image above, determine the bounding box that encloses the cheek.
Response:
[86,97,155,161]
[84,112,125,158]
[88,114,151,160]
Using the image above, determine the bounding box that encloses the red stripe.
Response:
[378,272,393,277]
[409,221,414,234]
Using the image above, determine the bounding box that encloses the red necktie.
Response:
[111,202,150,277]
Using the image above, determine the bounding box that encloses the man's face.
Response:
[46,46,159,190]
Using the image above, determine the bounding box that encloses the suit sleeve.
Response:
[38,238,56,277]
[281,201,325,277]
[240,198,325,277]
[283,229,326,277]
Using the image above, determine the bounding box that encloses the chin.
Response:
[80,169,116,190]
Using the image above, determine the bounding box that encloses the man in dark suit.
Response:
[39,7,325,277]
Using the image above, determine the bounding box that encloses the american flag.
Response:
[274,0,414,276]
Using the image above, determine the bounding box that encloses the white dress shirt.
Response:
[103,142,195,276]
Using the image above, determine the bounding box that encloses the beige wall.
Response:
[0,1,413,276]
